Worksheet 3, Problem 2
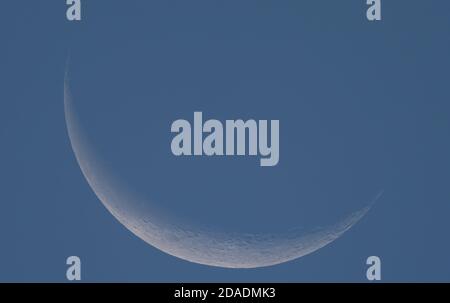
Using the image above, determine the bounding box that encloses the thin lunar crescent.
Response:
[64,70,382,268]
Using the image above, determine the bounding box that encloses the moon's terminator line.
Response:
[64,69,382,268]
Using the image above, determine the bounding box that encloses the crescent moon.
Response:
[64,69,382,269]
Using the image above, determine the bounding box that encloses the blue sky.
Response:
[1,1,450,282]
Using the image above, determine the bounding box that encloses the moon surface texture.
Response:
[64,71,381,269]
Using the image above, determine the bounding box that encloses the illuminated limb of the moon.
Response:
[64,71,382,268]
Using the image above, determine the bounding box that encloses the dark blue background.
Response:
[1,1,450,281]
